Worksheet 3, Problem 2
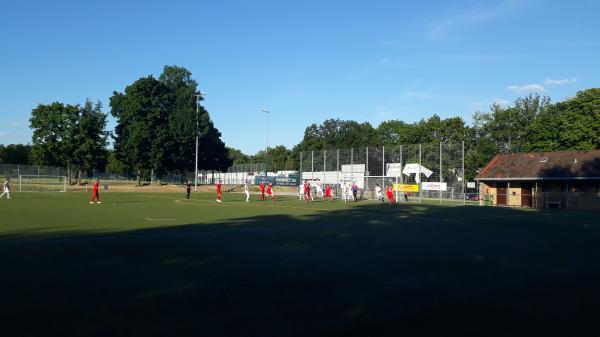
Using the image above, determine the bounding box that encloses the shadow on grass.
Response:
[1,203,600,337]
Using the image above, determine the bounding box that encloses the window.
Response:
[561,182,569,193]
[541,184,552,193]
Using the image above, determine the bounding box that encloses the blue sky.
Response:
[1,0,599,154]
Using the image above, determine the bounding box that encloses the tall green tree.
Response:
[110,76,175,183]
[254,145,295,171]
[526,88,600,151]
[30,102,78,167]
[30,101,107,182]
[159,65,231,172]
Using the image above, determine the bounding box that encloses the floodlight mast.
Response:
[261,108,270,177]
[194,91,206,191]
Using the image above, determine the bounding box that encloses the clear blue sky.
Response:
[1,0,599,154]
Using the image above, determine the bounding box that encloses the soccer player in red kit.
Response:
[304,182,312,202]
[324,184,333,201]
[90,178,101,204]
[216,180,222,203]
[386,184,395,204]
[259,181,265,200]
[266,182,275,201]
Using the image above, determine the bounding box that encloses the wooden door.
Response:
[521,183,532,207]
[496,182,507,205]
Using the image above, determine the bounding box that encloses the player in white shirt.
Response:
[0,177,10,199]
[315,181,324,200]
[341,182,349,203]
[244,182,250,202]
[299,182,304,200]
[374,183,384,202]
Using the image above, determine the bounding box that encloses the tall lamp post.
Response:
[194,91,206,191]
[261,108,270,177]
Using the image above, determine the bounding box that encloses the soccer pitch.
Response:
[1,192,599,336]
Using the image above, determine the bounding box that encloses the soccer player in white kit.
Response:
[0,177,10,199]
[299,182,304,200]
[374,183,384,202]
[315,181,324,200]
[244,182,250,202]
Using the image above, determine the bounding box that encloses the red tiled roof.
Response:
[476,149,600,180]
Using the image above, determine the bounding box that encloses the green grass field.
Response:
[1,192,599,337]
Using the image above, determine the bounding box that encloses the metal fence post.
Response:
[323,150,326,186]
[300,152,303,183]
[463,141,466,206]
[366,147,369,194]
[419,144,422,203]
[311,150,314,181]
[440,142,443,204]
[350,148,354,184]
[336,149,340,196]
[382,145,385,188]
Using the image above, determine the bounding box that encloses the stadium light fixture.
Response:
[261,108,270,177]
[194,91,206,191]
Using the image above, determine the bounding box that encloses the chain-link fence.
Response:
[300,142,466,204]
[0,164,67,179]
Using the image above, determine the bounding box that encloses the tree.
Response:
[227,147,251,165]
[295,119,377,151]
[526,88,600,151]
[253,145,294,171]
[71,101,109,181]
[0,144,31,164]
[30,101,108,183]
[105,150,126,175]
[159,65,231,172]
[30,102,78,167]
[110,76,175,184]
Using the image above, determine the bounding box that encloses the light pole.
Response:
[261,108,270,177]
[194,91,206,191]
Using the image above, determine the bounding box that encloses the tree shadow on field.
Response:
[1,203,600,337]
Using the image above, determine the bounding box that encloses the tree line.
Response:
[7,63,599,184]
[24,65,230,184]
[229,88,600,181]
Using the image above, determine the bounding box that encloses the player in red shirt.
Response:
[259,181,265,200]
[266,182,275,201]
[304,182,312,202]
[216,180,222,203]
[90,178,101,204]
[324,184,333,201]
[386,184,395,204]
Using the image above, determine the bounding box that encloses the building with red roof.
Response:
[476,150,600,209]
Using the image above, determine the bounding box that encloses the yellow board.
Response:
[393,183,419,192]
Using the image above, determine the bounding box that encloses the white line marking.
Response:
[144,217,176,221]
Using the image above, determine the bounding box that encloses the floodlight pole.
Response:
[194,91,205,192]
[261,108,270,177]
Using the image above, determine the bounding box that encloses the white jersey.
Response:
[244,183,250,201]
[3,181,9,191]
[315,184,323,196]
[375,186,383,199]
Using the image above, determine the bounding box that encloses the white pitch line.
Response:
[144,217,177,221]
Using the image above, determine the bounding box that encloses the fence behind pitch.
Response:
[300,142,466,204]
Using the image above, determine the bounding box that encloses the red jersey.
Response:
[216,183,221,193]
[325,185,331,196]
[259,182,265,191]
[266,186,272,195]
[93,181,99,192]
[386,186,393,195]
